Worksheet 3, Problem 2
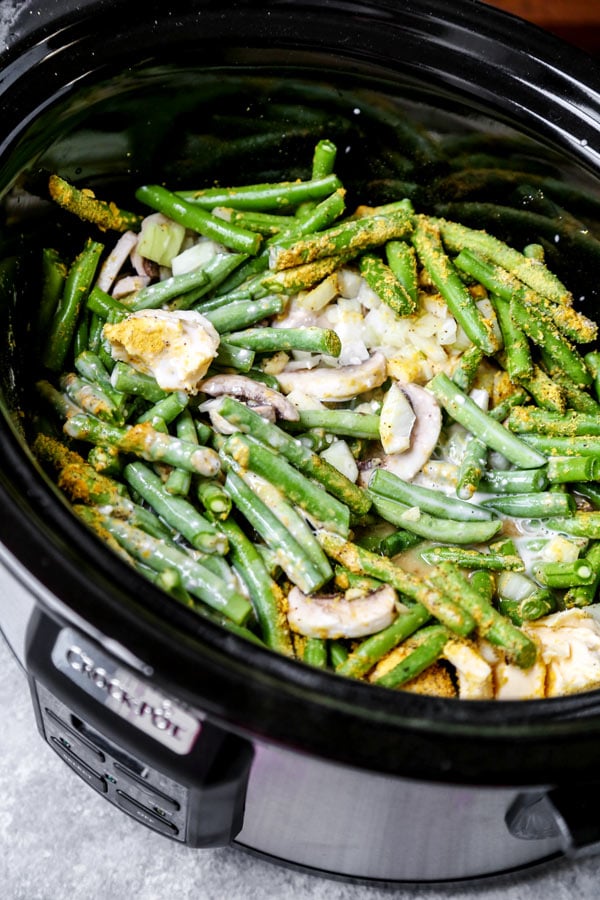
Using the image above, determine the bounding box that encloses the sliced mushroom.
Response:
[276,351,387,402]
[379,382,442,482]
[96,230,138,293]
[199,374,299,421]
[287,583,397,640]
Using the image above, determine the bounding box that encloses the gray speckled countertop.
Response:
[1,2,600,897]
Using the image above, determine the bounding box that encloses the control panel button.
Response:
[116,791,179,837]
[50,738,107,794]
[113,762,180,813]
[44,707,105,763]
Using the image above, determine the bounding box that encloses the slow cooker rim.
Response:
[2,0,600,785]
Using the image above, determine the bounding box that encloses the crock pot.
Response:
[2,0,600,886]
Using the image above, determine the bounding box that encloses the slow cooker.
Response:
[2,0,600,886]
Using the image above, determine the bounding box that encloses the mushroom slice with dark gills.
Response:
[199,373,299,421]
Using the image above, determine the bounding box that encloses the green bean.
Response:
[136,184,261,255]
[521,434,600,458]
[515,364,566,414]
[259,253,352,295]
[563,542,600,608]
[74,351,125,407]
[456,435,488,500]
[124,461,227,554]
[385,240,418,306]
[359,252,417,316]
[507,407,600,437]
[224,469,327,594]
[499,589,558,624]
[177,173,344,211]
[39,247,67,337]
[488,391,530,421]
[196,478,232,520]
[109,361,168,402]
[43,239,104,371]
[48,174,142,232]
[411,216,498,354]
[377,529,423,557]
[452,345,484,393]
[269,207,412,271]
[135,391,188,427]
[215,396,371,517]
[87,443,122,477]
[226,326,341,356]
[479,467,549,494]
[219,209,298,236]
[213,514,293,655]
[82,508,251,625]
[436,216,573,307]
[287,409,381,440]
[369,492,502,543]
[226,463,332,582]
[427,372,546,469]
[64,413,221,476]
[60,372,124,424]
[86,285,128,322]
[223,432,351,535]
[546,455,600,483]
[453,247,596,345]
[203,295,284,333]
[480,491,575,518]
[544,512,600,539]
[550,371,600,415]
[421,547,524,571]
[491,292,532,381]
[214,341,255,372]
[303,638,328,668]
[311,139,338,179]
[329,640,350,669]
[533,559,595,588]
[315,532,476,637]
[336,604,431,679]
[432,562,537,668]
[510,295,592,388]
[368,467,493,521]
[164,409,197,496]
[372,625,450,689]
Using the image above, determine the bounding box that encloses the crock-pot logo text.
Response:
[66,644,185,741]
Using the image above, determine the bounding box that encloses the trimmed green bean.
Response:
[315,532,476,637]
[43,239,104,371]
[411,216,498,354]
[421,547,524,571]
[124,461,227,554]
[64,413,221,476]
[427,372,547,469]
[368,467,493,521]
[480,491,575,518]
[223,432,351,536]
[136,184,262,255]
[369,492,502,543]
[215,396,371,517]
[372,625,450,689]
[359,252,417,316]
